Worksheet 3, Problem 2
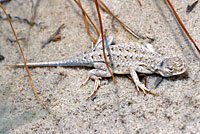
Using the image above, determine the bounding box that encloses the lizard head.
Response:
[156,57,187,77]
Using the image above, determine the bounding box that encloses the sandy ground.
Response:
[0,0,200,133]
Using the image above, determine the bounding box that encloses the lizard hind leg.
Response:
[86,62,112,100]
[86,68,112,100]
[92,35,114,51]
[86,73,102,100]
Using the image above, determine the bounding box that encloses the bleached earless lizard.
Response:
[10,36,187,97]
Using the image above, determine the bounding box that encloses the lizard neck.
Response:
[150,56,165,73]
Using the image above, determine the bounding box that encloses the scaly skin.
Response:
[10,36,187,97]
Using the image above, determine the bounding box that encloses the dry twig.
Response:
[166,0,200,54]
[94,0,117,82]
[42,24,64,48]
[0,3,50,114]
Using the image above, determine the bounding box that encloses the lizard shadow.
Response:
[24,66,189,92]
[165,71,189,82]
[109,72,189,90]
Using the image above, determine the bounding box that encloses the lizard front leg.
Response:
[129,66,152,94]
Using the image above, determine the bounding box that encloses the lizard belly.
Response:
[113,70,130,74]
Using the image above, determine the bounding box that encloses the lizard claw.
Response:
[86,77,102,100]
[136,84,158,96]
[137,83,149,94]
[80,77,90,87]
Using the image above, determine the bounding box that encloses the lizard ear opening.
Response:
[156,58,170,77]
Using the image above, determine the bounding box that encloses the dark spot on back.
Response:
[0,55,4,61]
[130,55,133,59]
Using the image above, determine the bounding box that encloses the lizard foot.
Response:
[130,68,158,96]
[136,83,149,94]
[136,83,158,96]
[86,77,102,100]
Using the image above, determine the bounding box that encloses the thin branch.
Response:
[42,24,64,48]
[0,13,42,26]
[74,0,100,36]
[97,0,143,39]
[94,0,117,82]
[0,3,50,114]
[77,0,96,44]
[30,0,40,25]
[166,0,200,54]
[186,0,198,13]
[137,0,142,7]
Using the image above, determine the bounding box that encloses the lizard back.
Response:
[88,42,163,74]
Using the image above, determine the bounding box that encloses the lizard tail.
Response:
[5,60,93,67]
[6,51,94,67]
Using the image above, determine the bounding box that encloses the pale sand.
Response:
[0,0,200,133]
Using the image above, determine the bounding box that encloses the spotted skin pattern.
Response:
[12,36,187,97]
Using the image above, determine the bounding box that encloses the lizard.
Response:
[9,36,187,98]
